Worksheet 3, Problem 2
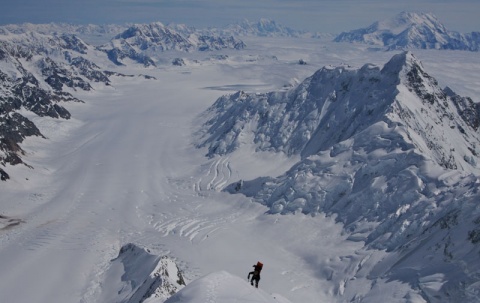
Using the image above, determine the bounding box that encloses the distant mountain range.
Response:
[0,21,252,179]
[334,11,480,51]
[99,22,246,67]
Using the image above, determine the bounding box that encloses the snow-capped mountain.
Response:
[334,11,480,51]
[99,22,246,67]
[196,51,480,302]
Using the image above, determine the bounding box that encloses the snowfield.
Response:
[0,30,480,303]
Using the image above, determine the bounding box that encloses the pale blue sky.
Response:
[2,0,479,33]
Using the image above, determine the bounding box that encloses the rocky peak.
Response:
[105,243,186,303]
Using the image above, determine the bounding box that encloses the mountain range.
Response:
[1,15,480,302]
[334,11,480,51]
[99,22,246,67]
[0,22,248,179]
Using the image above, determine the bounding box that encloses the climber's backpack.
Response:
[256,261,263,272]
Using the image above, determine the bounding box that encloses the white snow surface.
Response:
[0,28,480,303]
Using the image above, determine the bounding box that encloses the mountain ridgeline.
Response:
[198,51,480,170]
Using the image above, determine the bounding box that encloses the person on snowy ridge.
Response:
[248,261,263,288]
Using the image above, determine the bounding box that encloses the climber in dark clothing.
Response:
[248,262,263,288]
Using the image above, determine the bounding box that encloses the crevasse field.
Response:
[1,36,479,303]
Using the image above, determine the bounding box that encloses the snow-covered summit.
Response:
[164,271,291,303]
[334,11,480,51]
